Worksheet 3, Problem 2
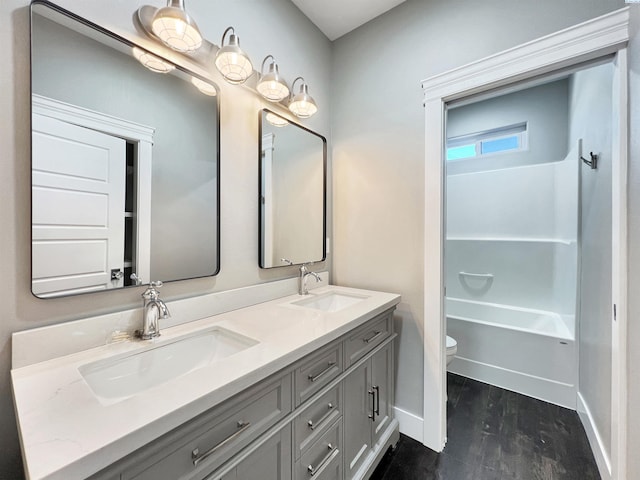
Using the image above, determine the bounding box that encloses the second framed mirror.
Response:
[259,109,326,268]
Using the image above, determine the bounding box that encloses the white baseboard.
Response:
[577,392,611,480]
[449,357,576,409]
[394,406,424,443]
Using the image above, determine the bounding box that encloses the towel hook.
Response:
[581,152,598,170]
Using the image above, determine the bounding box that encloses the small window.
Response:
[446,123,527,161]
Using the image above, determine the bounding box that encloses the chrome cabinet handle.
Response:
[363,330,383,344]
[373,385,380,417]
[307,443,339,477]
[308,361,336,383]
[192,421,251,467]
[459,271,494,279]
[368,389,376,420]
[308,402,335,430]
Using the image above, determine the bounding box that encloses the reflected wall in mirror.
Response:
[31,2,220,298]
[259,109,326,268]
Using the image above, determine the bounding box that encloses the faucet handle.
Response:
[142,281,163,299]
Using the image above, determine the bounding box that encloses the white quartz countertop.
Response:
[11,285,400,480]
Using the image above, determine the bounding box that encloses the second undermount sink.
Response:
[292,291,369,313]
[79,327,258,404]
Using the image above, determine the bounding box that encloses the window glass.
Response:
[480,135,520,154]
[447,144,476,161]
[446,123,526,161]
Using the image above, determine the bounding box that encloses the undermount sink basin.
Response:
[79,327,258,404]
[292,291,369,313]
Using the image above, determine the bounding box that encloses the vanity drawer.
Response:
[295,342,343,406]
[296,419,342,480]
[122,374,292,480]
[345,311,392,367]
[294,384,341,458]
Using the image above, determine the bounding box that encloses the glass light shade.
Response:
[151,2,202,53]
[257,64,289,102]
[289,84,318,118]
[191,77,217,96]
[265,112,289,127]
[215,34,253,85]
[132,47,175,73]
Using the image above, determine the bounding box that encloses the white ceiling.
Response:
[291,0,407,41]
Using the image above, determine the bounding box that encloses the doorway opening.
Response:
[421,8,629,480]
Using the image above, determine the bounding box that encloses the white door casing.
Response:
[32,95,155,293]
[32,114,126,296]
[261,133,275,266]
[421,8,629,480]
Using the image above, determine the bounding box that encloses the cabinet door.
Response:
[235,426,292,480]
[371,342,393,446]
[343,361,371,479]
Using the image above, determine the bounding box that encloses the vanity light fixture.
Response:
[288,77,318,118]
[132,47,176,73]
[256,55,290,102]
[191,77,217,96]
[215,27,253,85]
[265,112,289,127]
[150,0,203,53]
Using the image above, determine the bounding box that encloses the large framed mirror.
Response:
[30,2,220,298]
[259,109,326,268]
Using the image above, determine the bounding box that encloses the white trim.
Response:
[393,406,424,443]
[421,8,629,100]
[449,357,576,409]
[610,48,628,480]
[32,94,154,285]
[578,392,612,480]
[421,8,629,475]
[261,133,275,266]
[32,94,155,144]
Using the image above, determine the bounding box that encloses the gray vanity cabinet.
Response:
[296,419,342,480]
[89,308,397,480]
[343,340,394,479]
[219,425,292,480]
[344,361,372,478]
[90,374,292,480]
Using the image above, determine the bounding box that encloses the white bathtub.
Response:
[446,297,577,408]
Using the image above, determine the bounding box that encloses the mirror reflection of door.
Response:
[261,133,275,264]
[32,113,127,297]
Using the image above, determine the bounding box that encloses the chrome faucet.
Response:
[299,263,321,295]
[136,281,170,340]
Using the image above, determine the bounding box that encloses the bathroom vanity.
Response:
[11,284,400,480]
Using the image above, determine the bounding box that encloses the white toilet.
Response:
[446,335,457,366]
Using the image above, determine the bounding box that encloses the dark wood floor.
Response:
[371,374,600,480]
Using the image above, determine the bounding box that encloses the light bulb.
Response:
[132,47,175,74]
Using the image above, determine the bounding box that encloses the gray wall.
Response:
[446,79,569,175]
[331,0,626,439]
[570,62,614,464]
[0,0,331,477]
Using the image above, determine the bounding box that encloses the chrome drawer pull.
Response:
[307,443,339,477]
[308,361,336,383]
[307,402,335,430]
[363,330,383,344]
[192,421,251,467]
